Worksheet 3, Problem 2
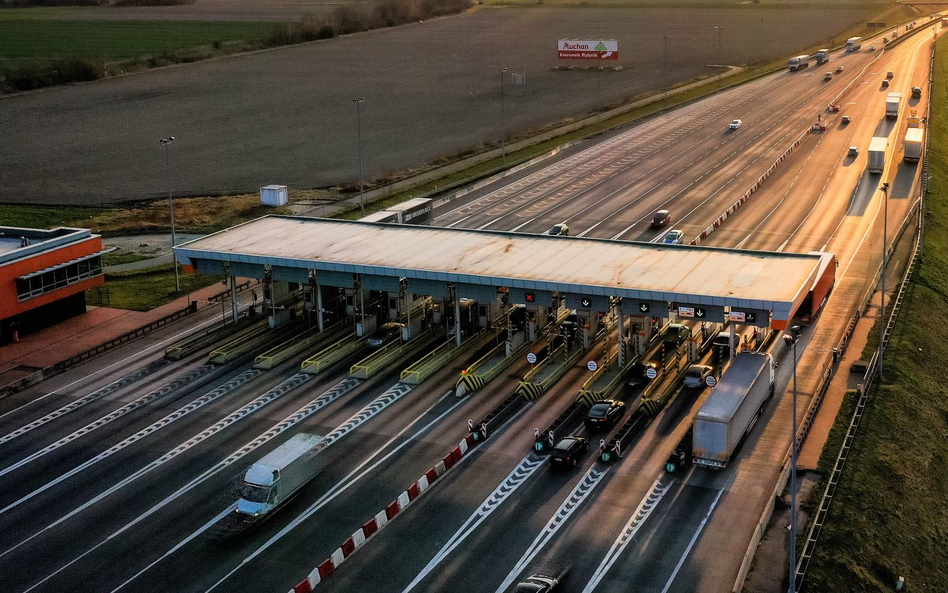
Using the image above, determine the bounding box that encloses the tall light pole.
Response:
[879,182,889,378]
[499,67,507,165]
[353,98,365,217]
[159,136,179,292]
[783,325,802,593]
[663,35,669,102]
[713,25,724,80]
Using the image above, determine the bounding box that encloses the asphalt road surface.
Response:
[0,17,937,593]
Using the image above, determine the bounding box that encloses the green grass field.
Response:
[803,35,948,593]
[102,265,218,311]
[0,12,272,62]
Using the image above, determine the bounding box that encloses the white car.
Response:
[728,119,742,130]
[663,230,685,244]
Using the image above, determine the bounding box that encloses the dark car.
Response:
[585,399,626,429]
[627,361,658,387]
[366,322,404,348]
[663,323,691,346]
[651,209,671,228]
[550,436,589,467]
[547,223,570,236]
[514,574,560,593]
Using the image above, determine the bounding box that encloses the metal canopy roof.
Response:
[175,216,832,321]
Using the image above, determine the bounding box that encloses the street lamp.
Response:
[782,324,803,593]
[353,98,365,217]
[159,136,179,292]
[879,181,889,378]
[663,35,669,102]
[499,67,507,165]
[713,25,724,80]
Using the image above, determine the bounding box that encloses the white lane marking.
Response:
[0,364,217,477]
[582,477,673,593]
[0,369,264,517]
[0,298,249,422]
[204,391,465,593]
[401,455,546,593]
[659,488,724,593]
[0,360,167,443]
[19,379,407,593]
[493,465,610,593]
[108,503,238,593]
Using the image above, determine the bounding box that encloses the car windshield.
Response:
[554,438,575,450]
[687,367,704,377]
[548,225,564,234]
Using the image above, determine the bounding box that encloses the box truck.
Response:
[846,36,862,51]
[235,433,326,519]
[692,352,775,469]
[886,92,901,119]
[868,137,888,173]
[904,127,924,162]
[815,49,830,64]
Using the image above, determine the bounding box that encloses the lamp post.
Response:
[663,35,669,102]
[879,182,889,378]
[159,136,179,292]
[499,67,507,165]
[713,25,724,80]
[353,98,365,217]
[782,324,802,593]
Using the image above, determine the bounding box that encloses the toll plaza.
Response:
[174,216,835,369]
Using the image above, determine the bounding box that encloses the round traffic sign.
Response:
[527,352,537,364]
[587,360,598,372]
[645,367,658,379]
[706,375,717,388]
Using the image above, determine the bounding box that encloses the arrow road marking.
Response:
[402,455,546,593]
[582,477,673,593]
[493,465,611,593]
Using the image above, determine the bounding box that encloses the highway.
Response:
[0,16,938,593]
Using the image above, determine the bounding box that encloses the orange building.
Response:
[0,226,106,343]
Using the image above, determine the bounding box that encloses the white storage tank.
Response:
[260,185,288,207]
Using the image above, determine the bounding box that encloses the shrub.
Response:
[2,59,103,92]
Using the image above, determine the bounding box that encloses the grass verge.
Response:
[802,35,948,593]
[98,265,218,311]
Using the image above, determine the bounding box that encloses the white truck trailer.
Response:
[788,55,811,71]
[692,352,775,469]
[886,92,901,119]
[846,36,862,51]
[904,127,924,162]
[868,137,888,173]
[235,432,325,518]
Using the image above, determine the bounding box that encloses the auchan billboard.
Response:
[557,39,618,60]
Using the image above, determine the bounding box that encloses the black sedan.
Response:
[550,436,589,467]
[585,399,626,429]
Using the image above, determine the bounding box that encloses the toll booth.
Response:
[263,278,297,329]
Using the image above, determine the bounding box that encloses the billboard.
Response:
[557,39,618,60]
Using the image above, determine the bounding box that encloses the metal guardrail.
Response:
[254,322,349,370]
[301,334,363,374]
[350,331,436,380]
[401,331,481,384]
[207,280,251,303]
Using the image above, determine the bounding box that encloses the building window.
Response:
[16,255,103,302]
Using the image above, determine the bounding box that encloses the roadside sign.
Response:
[527,352,537,364]
[729,311,746,323]
[678,306,695,318]
[706,375,717,388]
[581,297,592,308]
[639,303,649,313]
[587,360,598,372]
[558,39,618,60]
[645,367,658,379]
[695,307,707,319]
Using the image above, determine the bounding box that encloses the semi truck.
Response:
[788,55,811,71]
[886,92,901,119]
[235,432,326,519]
[868,137,888,173]
[692,352,775,469]
[904,127,924,162]
[846,36,862,52]
[815,49,830,64]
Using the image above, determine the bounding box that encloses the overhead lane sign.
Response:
[558,39,618,60]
